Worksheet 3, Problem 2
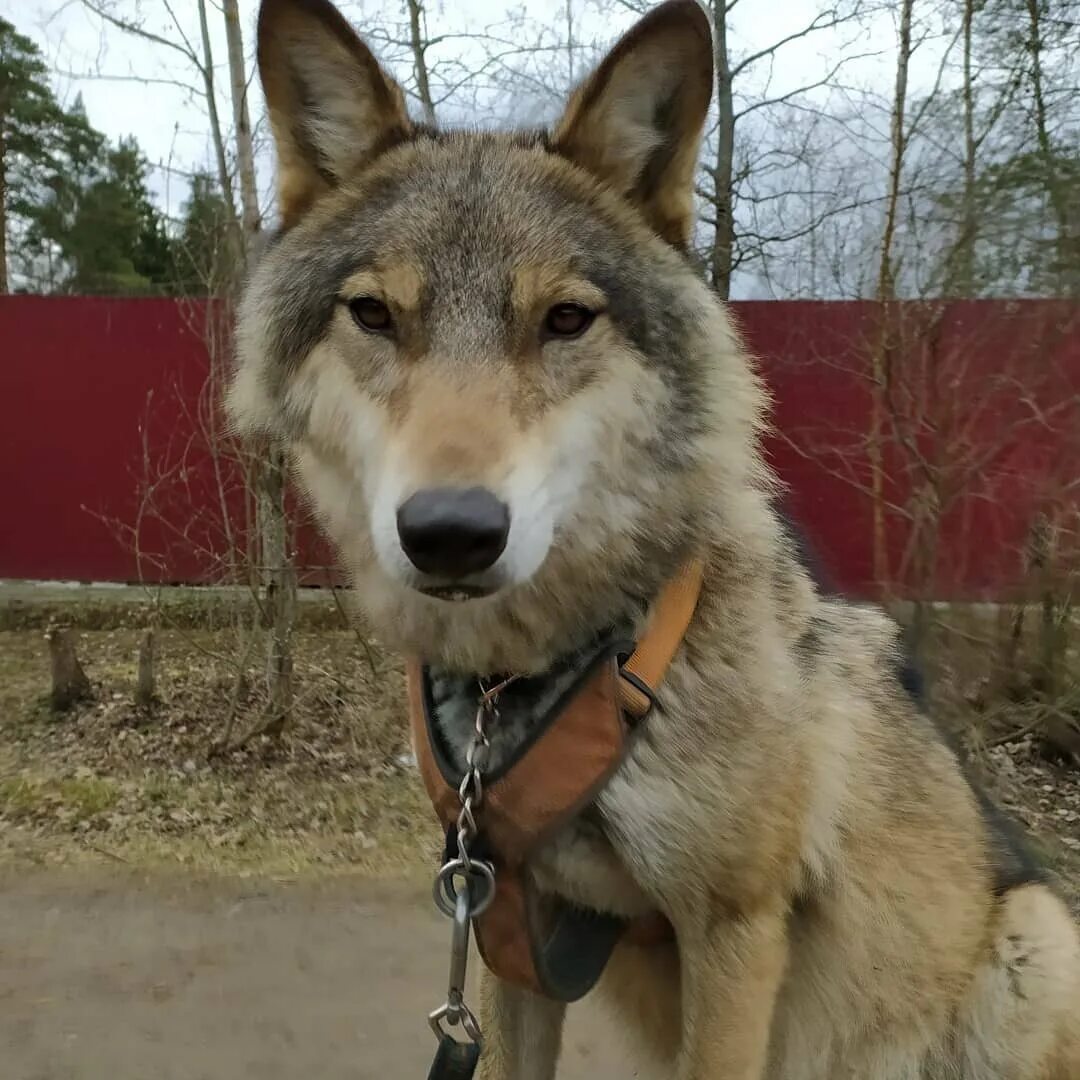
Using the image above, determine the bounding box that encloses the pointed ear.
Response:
[257,0,413,227]
[553,0,713,249]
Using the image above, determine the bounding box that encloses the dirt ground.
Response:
[1,868,634,1080]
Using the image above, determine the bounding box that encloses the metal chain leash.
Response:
[428,676,517,1054]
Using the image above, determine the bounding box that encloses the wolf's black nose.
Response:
[396,487,510,578]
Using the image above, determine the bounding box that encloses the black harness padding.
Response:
[526,888,628,1001]
[426,1036,481,1080]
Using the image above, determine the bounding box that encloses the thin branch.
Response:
[78,0,203,69]
[731,8,867,79]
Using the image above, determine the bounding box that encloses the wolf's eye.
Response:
[544,303,594,340]
[349,296,393,334]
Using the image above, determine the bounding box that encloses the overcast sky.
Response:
[2,1,943,224]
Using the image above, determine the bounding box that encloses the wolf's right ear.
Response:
[257,0,413,228]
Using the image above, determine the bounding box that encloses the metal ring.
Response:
[433,859,495,918]
[429,1000,483,1046]
[458,1001,483,1045]
[433,859,496,918]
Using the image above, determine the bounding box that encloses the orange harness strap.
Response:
[408,559,704,1000]
[617,558,705,718]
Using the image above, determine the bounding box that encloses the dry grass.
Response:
[0,625,438,877]
[910,603,1080,909]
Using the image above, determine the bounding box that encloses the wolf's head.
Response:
[229,0,769,674]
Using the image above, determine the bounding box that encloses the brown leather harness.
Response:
[408,560,703,1001]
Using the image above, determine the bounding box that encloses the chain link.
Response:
[454,689,493,872]
[428,676,517,1047]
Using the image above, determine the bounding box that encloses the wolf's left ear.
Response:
[257,0,413,228]
[553,0,713,249]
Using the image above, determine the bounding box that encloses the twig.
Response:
[208,631,259,759]
[987,717,1045,748]
[85,842,129,864]
[330,586,379,681]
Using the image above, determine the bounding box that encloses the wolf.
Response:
[227,0,1080,1076]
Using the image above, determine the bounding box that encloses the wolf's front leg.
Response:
[475,968,566,1080]
[676,903,789,1080]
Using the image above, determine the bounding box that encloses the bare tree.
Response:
[405,0,437,124]
[706,0,877,297]
[79,0,238,233]
[77,0,299,736]
[866,0,916,591]
[219,0,296,732]
[956,0,979,293]
[872,0,1080,299]
[1019,0,1074,289]
[877,1,916,306]
[710,0,735,296]
[222,0,260,246]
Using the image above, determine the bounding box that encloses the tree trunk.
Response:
[221,0,295,737]
[868,0,914,594]
[710,0,735,299]
[957,0,977,295]
[1023,0,1072,291]
[47,626,92,712]
[135,630,156,710]
[259,448,296,737]
[565,0,575,85]
[222,0,260,253]
[197,0,239,236]
[0,121,8,295]
[876,0,912,307]
[406,0,437,125]
[1029,513,1068,700]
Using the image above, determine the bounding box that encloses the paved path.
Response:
[1,870,636,1080]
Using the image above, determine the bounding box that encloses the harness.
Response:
[410,560,704,1078]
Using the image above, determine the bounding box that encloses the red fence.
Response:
[3,295,1079,599]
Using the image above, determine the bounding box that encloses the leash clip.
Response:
[425,676,519,1077]
[426,677,508,1061]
